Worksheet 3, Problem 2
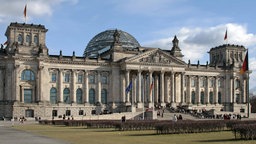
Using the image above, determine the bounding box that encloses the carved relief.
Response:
[139,52,171,64]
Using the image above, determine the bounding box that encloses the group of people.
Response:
[172,114,183,122]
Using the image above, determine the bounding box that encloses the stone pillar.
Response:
[196,76,200,104]
[71,70,76,103]
[121,71,126,103]
[205,76,209,104]
[148,71,153,108]
[14,65,20,101]
[137,71,143,108]
[160,71,165,106]
[243,78,246,103]
[214,77,218,104]
[132,74,136,104]
[171,72,175,103]
[187,75,191,104]
[230,76,234,103]
[143,75,147,103]
[97,72,101,103]
[84,71,89,103]
[164,75,169,103]
[154,75,159,103]
[58,69,63,102]
[125,70,130,103]
[180,73,184,104]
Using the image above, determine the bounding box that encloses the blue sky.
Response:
[0,0,256,94]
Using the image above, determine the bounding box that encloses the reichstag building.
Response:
[0,22,250,119]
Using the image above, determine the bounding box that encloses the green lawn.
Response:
[13,124,256,144]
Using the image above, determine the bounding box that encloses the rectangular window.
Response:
[79,110,84,115]
[210,79,214,87]
[78,74,83,83]
[218,80,221,87]
[51,73,57,82]
[64,73,70,82]
[191,79,195,87]
[66,110,71,116]
[52,110,58,117]
[101,76,107,84]
[24,89,32,103]
[89,75,95,84]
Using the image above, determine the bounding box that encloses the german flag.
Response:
[240,51,248,74]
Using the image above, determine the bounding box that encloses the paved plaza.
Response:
[0,121,69,144]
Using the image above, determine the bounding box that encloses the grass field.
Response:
[13,124,256,144]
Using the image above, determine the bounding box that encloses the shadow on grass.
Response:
[195,138,244,143]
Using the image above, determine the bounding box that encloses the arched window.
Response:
[21,69,35,81]
[50,88,57,104]
[200,91,204,104]
[218,92,222,104]
[76,88,83,104]
[89,88,95,104]
[63,88,70,104]
[34,35,39,45]
[26,35,31,43]
[191,91,196,104]
[18,34,23,44]
[101,89,107,104]
[209,92,213,104]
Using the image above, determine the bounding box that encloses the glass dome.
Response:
[84,29,140,57]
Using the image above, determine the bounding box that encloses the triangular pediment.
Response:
[125,48,186,65]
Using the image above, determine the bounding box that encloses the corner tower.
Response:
[208,44,247,68]
[4,22,48,56]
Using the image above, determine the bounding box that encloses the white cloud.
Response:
[143,23,256,93]
[0,0,78,23]
[143,23,256,62]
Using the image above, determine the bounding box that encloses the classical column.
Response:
[84,71,89,103]
[154,75,159,103]
[143,75,147,103]
[132,74,136,104]
[37,66,44,102]
[214,77,218,104]
[137,71,142,102]
[180,73,184,104]
[171,72,175,104]
[242,78,246,103]
[187,75,191,104]
[125,70,130,103]
[164,75,169,103]
[97,72,101,103]
[71,70,76,103]
[121,71,126,103]
[196,76,200,104]
[148,71,153,107]
[58,69,63,102]
[230,76,234,103]
[205,76,209,104]
[14,65,20,101]
[160,71,165,105]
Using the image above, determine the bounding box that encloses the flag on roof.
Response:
[240,51,248,74]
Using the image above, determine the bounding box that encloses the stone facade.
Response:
[0,22,250,119]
